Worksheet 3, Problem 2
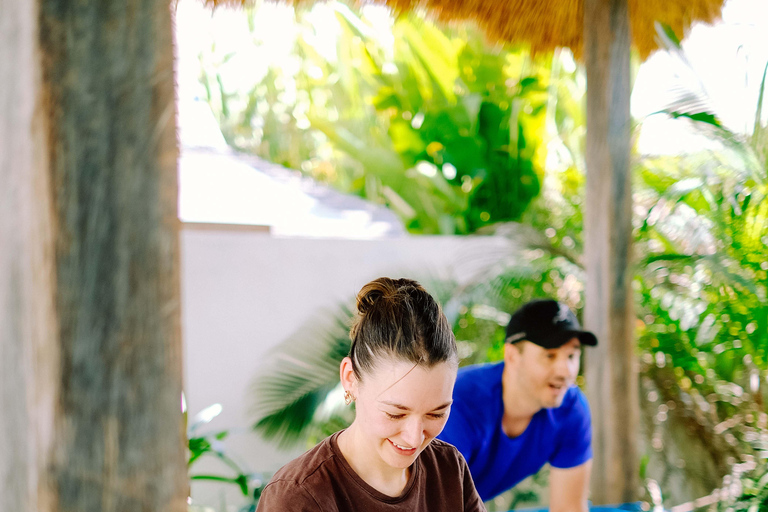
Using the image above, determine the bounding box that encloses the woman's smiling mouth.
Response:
[388,439,418,455]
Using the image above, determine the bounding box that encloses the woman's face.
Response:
[345,357,456,471]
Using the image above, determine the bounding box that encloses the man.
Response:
[438,299,597,511]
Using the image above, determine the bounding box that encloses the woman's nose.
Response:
[401,419,425,447]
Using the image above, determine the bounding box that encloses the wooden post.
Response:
[583,0,639,504]
[0,1,187,511]
[0,2,59,510]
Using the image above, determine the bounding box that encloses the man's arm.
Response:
[548,459,592,512]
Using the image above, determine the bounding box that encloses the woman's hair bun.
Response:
[349,276,457,379]
[356,278,397,315]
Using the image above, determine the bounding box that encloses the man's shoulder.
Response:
[451,362,504,423]
[545,386,593,470]
[442,362,503,443]
[455,362,503,398]
[554,386,589,417]
[541,385,591,439]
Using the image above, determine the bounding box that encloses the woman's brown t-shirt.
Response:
[256,431,486,511]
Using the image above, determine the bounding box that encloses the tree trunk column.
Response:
[1,1,187,511]
[0,1,59,511]
[583,0,639,504]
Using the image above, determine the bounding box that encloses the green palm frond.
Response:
[653,23,768,179]
[251,305,354,448]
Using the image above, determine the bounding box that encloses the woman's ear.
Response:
[340,356,358,395]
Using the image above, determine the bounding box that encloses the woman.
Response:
[256,277,485,511]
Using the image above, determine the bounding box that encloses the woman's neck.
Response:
[337,424,410,497]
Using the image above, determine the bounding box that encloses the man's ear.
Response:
[504,342,522,365]
[339,356,358,395]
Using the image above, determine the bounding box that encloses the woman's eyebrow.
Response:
[379,400,453,411]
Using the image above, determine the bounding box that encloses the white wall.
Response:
[181,225,509,507]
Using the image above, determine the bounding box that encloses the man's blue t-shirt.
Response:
[437,362,592,501]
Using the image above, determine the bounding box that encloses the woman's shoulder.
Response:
[257,478,321,511]
[267,434,338,487]
[420,438,469,470]
[257,435,341,511]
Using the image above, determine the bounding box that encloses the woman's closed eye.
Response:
[385,412,446,420]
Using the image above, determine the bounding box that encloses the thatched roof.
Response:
[208,0,725,59]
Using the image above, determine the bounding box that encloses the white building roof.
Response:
[177,97,405,239]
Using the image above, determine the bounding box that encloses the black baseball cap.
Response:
[505,299,597,349]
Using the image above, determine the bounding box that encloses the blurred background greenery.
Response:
[188,1,768,510]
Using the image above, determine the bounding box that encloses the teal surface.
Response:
[513,504,642,512]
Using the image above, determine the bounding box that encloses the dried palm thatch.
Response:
[206,0,725,59]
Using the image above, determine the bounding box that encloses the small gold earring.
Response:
[344,390,355,405]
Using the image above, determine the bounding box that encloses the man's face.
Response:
[508,337,582,409]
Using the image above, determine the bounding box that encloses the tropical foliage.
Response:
[628,28,768,508]
[188,404,268,512]
[197,3,768,509]
[199,2,587,234]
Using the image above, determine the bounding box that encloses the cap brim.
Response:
[530,330,598,349]
[548,330,598,347]
[572,331,598,346]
